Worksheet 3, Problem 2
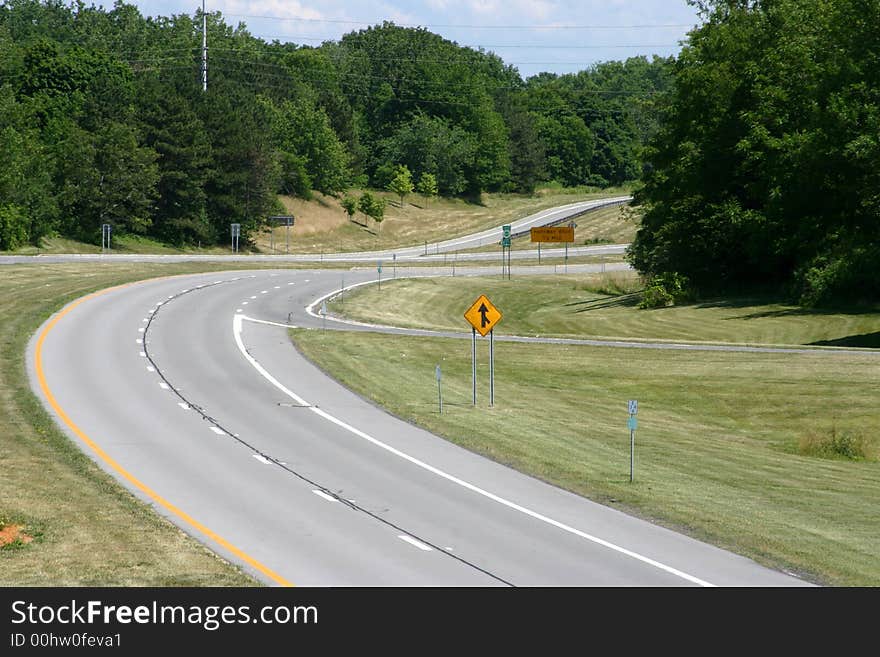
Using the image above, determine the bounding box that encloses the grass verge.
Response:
[328,273,880,348]
[0,262,316,585]
[292,328,880,586]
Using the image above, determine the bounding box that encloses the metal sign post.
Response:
[393,253,397,278]
[320,300,327,330]
[377,261,382,290]
[436,365,443,414]
[489,329,495,406]
[267,215,294,254]
[628,400,638,483]
[464,295,503,408]
[230,223,240,253]
[471,328,477,406]
[101,224,112,252]
[502,224,512,280]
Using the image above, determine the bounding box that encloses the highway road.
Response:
[29,266,812,586]
[1,196,629,266]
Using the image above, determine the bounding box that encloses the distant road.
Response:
[1,196,630,265]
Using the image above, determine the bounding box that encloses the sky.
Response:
[96,1,704,78]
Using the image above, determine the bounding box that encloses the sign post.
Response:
[230,223,240,253]
[628,400,638,483]
[471,328,477,405]
[489,328,495,406]
[464,295,503,407]
[393,253,397,279]
[377,261,382,290]
[101,224,112,253]
[502,225,511,280]
[436,365,443,414]
[267,215,294,254]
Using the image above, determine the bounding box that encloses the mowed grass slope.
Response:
[328,273,880,348]
[0,263,275,585]
[295,274,880,585]
[261,188,632,254]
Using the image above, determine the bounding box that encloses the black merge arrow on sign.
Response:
[478,303,490,328]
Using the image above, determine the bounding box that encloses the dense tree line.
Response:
[0,0,669,249]
[630,0,880,305]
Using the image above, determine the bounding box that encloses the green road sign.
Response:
[628,416,638,431]
[502,224,511,239]
[501,237,511,247]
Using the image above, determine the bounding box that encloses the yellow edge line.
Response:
[34,281,294,587]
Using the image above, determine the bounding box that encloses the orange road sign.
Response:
[530,226,574,242]
[464,295,502,337]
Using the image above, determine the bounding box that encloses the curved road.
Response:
[2,197,630,266]
[29,267,810,586]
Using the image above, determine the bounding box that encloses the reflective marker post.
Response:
[436,365,443,414]
[628,400,638,483]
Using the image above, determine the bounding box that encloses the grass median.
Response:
[293,274,880,585]
[328,272,880,348]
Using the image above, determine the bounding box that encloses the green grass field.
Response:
[293,273,880,585]
[0,263,291,585]
[328,272,880,348]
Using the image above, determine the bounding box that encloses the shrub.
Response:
[799,427,872,461]
[639,272,691,309]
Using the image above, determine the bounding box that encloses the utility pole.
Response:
[201,1,207,92]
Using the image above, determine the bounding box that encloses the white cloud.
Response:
[222,0,324,21]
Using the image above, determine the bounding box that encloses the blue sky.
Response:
[98,1,703,77]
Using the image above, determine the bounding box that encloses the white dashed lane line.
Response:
[312,490,337,503]
[398,535,433,552]
[252,454,272,465]
[209,427,225,435]
[177,402,189,410]
[158,382,169,390]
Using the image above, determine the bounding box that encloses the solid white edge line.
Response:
[399,535,433,551]
[233,313,714,587]
[312,490,337,503]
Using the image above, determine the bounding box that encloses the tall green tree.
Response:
[387,164,413,208]
[416,172,438,207]
[631,0,880,304]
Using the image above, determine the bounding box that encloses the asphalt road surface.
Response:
[29,267,812,586]
[1,197,629,265]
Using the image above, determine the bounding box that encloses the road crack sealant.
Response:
[143,275,515,586]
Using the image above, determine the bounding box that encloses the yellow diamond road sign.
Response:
[464,294,502,337]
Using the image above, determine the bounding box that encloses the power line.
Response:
[223,14,695,30]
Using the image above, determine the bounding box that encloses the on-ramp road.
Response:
[29,267,811,586]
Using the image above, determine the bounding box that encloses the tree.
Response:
[630,0,880,304]
[341,196,359,224]
[416,172,438,207]
[358,192,386,233]
[387,164,413,208]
